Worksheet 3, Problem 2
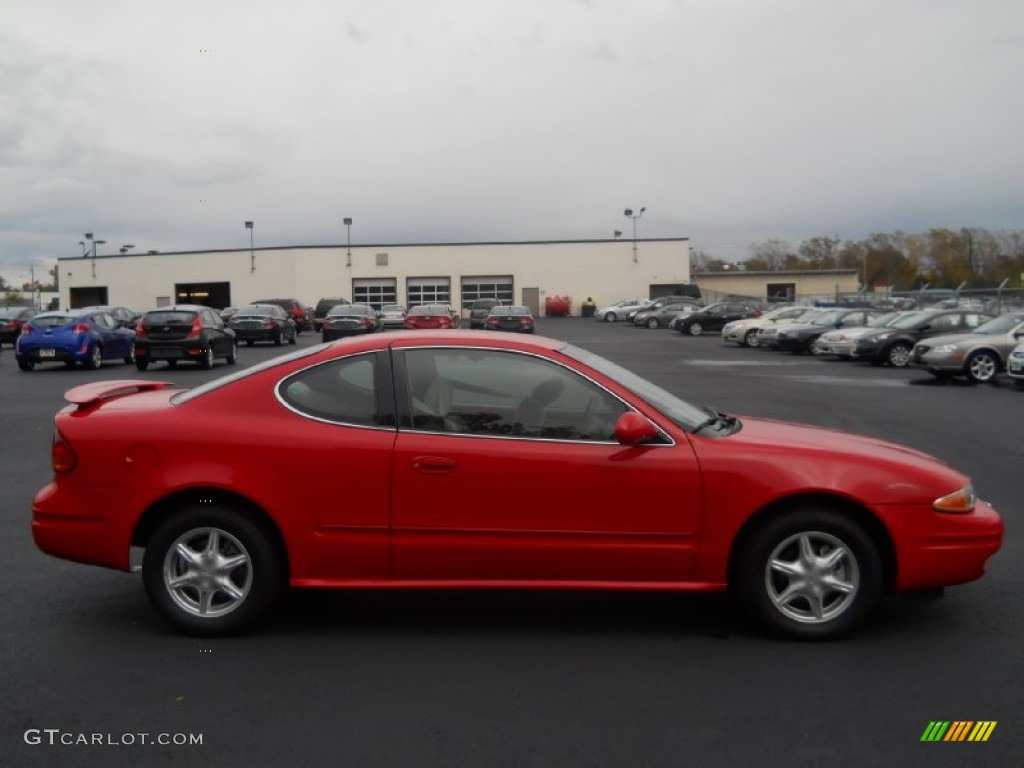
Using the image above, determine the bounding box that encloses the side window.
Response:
[403,349,628,441]
[963,313,986,329]
[92,314,112,329]
[930,314,958,331]
[279,354,384,427]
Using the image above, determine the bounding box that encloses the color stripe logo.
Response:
[921,721,997,742]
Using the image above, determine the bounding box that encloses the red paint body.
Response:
[32,332,1002,598]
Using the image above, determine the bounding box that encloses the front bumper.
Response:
[873,499,1004,591]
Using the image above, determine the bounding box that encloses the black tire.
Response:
[85,344,102,370]
[288,331,297,345]
[245,340,254,347]
[135,359,149,372]
[273,331,283,347]
[17,358,34,372]
[646,317,659,329]
[124,342,136,365]
[733,508,882,639]
[226,341,238,365]
[142,506,285,636]
[744,330,761,348]
[966,350,999,383]
[605,312,618,323]
[199,347,215,370]
[886,342,912,368]
[687,321,704,336]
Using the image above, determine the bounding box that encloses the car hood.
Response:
[691,415,968,506]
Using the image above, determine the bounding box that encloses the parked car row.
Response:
[718,305,1024,386]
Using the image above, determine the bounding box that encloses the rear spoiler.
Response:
[64,380,176,410]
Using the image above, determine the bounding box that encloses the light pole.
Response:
[343,217,353,266]
[120,244,135,255]
[245,221,254,272]
[624,207,645,263]
[78,241,88,257]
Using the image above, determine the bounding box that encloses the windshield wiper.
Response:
[692,405,737,435]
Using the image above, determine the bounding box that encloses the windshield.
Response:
[559,343,711,431]
[972,314,1024,334]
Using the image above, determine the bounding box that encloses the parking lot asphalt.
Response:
[1,319,1020,768]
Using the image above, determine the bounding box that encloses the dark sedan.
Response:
[672,302,761,336]
[771,309,883,355]
[1,307,39,347]
[322,304,381,341]
[135,305,237,370]
[229,304,298,346]
[483,305,536,333]
[853,309,994,367]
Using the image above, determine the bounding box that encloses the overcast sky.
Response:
[3,0,1022,284]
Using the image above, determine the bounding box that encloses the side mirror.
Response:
[614,412,659,445]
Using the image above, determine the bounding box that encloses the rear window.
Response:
[144,311,198,324]
[30,314,75,328]
[237,305,277,316]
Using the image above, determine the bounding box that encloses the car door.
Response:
[201,309,230,354]
[390,346,704,583]
[93,313,125,357]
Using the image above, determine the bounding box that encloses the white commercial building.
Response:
[59,238,693,316]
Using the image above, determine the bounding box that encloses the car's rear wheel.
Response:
[135,359,149,371]
[226,341,238,365]
[142,507,285,636]
[199,347,214,370]
[966,350,999,383]
[734,508,881,639]
[687,321,704,336]
[646,317,659,329]
[85,344,102,370]
[17,358,34,372]
[273,330,283,347]
[288,330,297,345]
[886,342,911,368]
[744,330,760,347]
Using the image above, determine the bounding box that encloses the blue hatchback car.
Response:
[15,308,137,371]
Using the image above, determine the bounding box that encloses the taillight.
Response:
[52,429,77,474]
[359,318,371,326]
[72,322,91,334]
[187,316,203,338]
[135,319,148,338]
[265,318,278,326]
[20,323,34,335]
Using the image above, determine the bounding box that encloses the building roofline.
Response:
[59,237,691,261]
[693,269,859,277]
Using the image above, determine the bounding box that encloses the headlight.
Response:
[933,484,976,514]
[932,344,960,355]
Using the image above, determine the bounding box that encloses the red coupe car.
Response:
[32,332,1002,638]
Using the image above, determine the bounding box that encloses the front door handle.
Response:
[411,456,458,475]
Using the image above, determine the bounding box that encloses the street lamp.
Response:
[343,217,353,266]
[245,221,254,272]
[624,207,646,263]
[91,240,106,278]
[613,230,622,239]
[120,244,135,255]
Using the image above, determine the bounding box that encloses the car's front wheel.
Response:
[124,342,136,365]
[734,508,881,639]
[687,321,704,336]
[744,329,760,347]
[605,312,618,323]
[142,507,285,636]
[646,317,659,329]
[886,342,912,368]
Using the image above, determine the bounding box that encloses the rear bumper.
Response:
[32,482,139,571]
[136,342,208,361]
